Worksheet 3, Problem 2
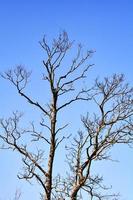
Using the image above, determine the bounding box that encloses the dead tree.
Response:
[65,74,133,200]
[0,32,133,200]
[0,32,93,200]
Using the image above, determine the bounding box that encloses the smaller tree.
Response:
[65,74,133,200]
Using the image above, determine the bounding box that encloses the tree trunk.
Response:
[45,95,57,200]
[70,185,80,200]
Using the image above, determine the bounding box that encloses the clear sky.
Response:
[0,0,133,199]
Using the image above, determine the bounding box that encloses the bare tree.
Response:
[65,74,133,200]
[0,32,133,200]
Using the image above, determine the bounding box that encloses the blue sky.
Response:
[0,0,133,199]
